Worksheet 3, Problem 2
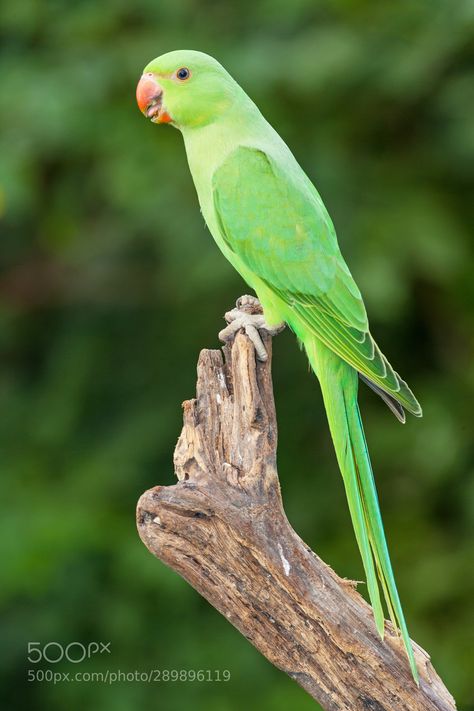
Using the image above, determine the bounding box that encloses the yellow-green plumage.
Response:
[140,49,422,681]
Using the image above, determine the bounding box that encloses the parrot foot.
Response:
[218,295,285,362]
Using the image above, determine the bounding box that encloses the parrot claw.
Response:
[235,294,262,312]
[218,295,285,361]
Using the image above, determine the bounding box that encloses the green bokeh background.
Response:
[1,1,473,709]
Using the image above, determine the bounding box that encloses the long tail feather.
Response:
[304,334,419,682]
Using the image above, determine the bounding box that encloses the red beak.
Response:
[136,73,172,124]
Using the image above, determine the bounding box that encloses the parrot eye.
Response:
[176,67,191,81]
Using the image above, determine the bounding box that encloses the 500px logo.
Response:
[27,642,111,664]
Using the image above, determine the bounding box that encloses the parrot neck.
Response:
[180,99,279,191]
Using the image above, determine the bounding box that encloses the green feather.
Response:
[209,146,420,678]
[144,50,422,680]
[211,146,422,418]
[306,338,419,683]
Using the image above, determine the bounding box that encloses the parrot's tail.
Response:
[304,334,418,683]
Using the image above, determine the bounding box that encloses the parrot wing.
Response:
[212,146,421,417]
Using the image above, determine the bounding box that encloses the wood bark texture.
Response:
[136,329,456,711]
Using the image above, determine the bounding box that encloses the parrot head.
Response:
[136,50,238,130]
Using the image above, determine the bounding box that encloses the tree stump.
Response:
[136,329,456,711]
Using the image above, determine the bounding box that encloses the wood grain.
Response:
[136,330,456,711]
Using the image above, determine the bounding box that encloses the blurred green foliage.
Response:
[1,1,473,709]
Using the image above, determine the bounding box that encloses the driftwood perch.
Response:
[136,328,456,711]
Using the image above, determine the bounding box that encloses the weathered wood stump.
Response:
[136,330,456,711]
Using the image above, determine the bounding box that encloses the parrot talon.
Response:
[218,295,285,361]
[235,294,262,313]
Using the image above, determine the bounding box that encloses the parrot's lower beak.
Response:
[136,74,172,124]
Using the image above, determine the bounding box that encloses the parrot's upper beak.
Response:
[136,73,172,124]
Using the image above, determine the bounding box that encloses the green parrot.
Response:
[136,50,422,681]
